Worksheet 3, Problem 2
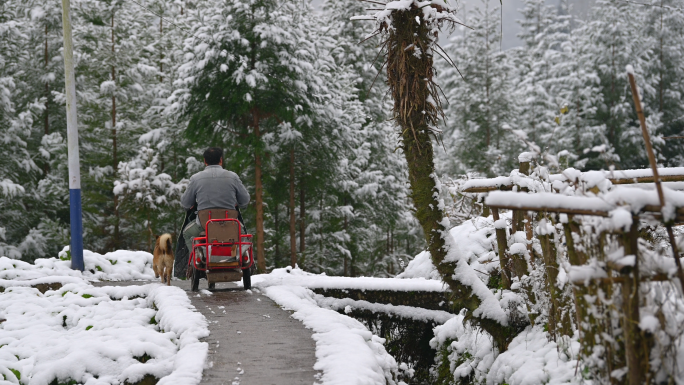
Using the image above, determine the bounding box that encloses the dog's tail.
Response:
[159,233,173,254]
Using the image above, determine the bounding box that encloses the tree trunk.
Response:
[386,228,389,255]
[112,14,120,248]
[159,17,163,82]
[391,229,394,254]
[386,6,517,349]
[253,112,266,272]
[659,8,663,113]
[343,196,348,276]
[289,148,297,268]
[44,24,50,175]
[299,184,305,254]
[274,202,280,267]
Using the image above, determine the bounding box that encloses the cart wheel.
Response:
[243,265,251,290]
[191,267,200,292]
[208,282,215,290]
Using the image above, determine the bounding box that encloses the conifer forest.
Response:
[5,0,684,382]
[2,0,684,276]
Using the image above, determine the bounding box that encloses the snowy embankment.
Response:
[249,268,451,385]
[404,218,583,384]
[0,249,208,385]
[247,247,582,385]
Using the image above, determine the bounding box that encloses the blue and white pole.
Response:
[61,0,84,271]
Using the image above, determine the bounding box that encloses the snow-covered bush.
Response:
[0,250,206,384]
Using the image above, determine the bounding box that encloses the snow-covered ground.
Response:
[0,247,156,286]
[1,235,588,385]
[2,249,425,385]
[0,249,208,385]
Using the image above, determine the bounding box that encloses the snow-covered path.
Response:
[94,280,320,385]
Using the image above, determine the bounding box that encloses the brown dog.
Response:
[153,233,174,285]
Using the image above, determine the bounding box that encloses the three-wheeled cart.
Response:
[188,209,254,291]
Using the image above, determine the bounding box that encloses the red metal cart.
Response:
[188,209,254,291]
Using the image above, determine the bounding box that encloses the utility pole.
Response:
[61,0,84,271]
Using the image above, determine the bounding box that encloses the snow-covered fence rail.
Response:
[312,288,451,312]
[486,191,684,222]
[461,166,684,193]
[456,155,684,384]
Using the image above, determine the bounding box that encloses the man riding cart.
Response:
[179,147,254,291]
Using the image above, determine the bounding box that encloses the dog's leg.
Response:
[165,257,172,286]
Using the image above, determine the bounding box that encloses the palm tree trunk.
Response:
[385,5,518,350]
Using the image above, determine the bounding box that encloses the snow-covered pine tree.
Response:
[121,0,194,246]
[509,0,562,164]
[0,0,65,260]
[74,0,157,251]
[642,0,684,166]
[542,0,606,169]
[0,0,31,259]
[174,0,330,271]
[580,0,653,169]
[114,146,185,250]
[439,0,520,177]
[309,0,423,276]
[135,0,192,182]
[20,0,71,257]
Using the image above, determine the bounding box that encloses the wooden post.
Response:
[620,219,645,385]
[564,216,593,356]
[525,213,534,259]
[492,207,510,289]
[518,159,531,176]
[539,223,559,340]
[517,157,533,255]
[482,202,490,218]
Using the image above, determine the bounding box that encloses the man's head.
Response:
[203,147,223,166]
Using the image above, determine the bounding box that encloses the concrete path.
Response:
[94,279,320,385]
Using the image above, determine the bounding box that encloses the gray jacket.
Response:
[181,165,250,211]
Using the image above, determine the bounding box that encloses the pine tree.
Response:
[114,146,185,250]
[0,0,60,260]
[509,0,563,166]
[175,0,328,271]
[74,0,157,251]
[542,1,606,169]
[439,0,521,177]
[580,0,653,169]
[311,0,424,276]
[642,0,684,165]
